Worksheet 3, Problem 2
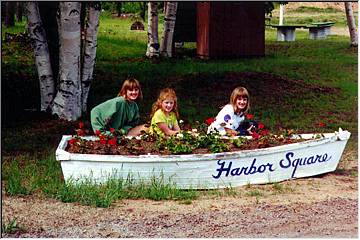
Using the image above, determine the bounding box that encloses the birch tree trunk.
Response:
[160,2,178,57]
[52,2,82,121]
[146,2,159,58]
[345,2,358,47]
[279,4,285,25]
[81,2,101,113]
[25,2,55,111]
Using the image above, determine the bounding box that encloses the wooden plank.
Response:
[196,2,210,58]
[196,2,265,58]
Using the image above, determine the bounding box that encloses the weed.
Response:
[4,160,31,196]
[350,170,357,177]
[224,184,238,197]
[271,182,294,194]
[246,189,263,197]
[1,218,23,234]
[180,199,193,205]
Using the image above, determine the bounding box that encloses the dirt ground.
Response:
[2,143,357,238]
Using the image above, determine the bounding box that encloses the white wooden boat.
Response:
[56,129,351,189]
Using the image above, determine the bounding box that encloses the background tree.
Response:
[139,2,147,21]
[4,2,16,27]
[344,2,358,47]
[81,2,101,113]
[26,2,101,121]
[146,2,159,58]
[16,2,23,22]
[51,2,82,121]
[38,2,60,83]
[160,2,178,57]
[116,2,122,17]
[25,2,55,111]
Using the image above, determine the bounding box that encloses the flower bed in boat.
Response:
[66,129,307,155]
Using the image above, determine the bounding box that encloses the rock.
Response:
[130,21,145,31]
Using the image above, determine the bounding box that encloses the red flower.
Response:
[68,138,78,145]
[108,138,117,145]
[319,122,326,127]
[99,134,106,140]
[76,129,85,136]
[79,121,84,129]
[251,132,260,140]
[258,122,265,129]
[205,117,215,125]
[100,139,107,145]
[246,114,254,120]
[259,129,269,136]
[110,128,115,133]
[95,130,101,136]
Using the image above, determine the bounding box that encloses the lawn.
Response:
[1,5,358,207]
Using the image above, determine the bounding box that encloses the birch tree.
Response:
[160,2,178,57]
[345,2,358,47]
[52,2,82,121]
[81,2,101,112]
[25,2,55,111]
[146,2,159,58]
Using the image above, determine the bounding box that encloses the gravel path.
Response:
[2,170,358,238]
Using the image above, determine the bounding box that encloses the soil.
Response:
[66,133,303,155]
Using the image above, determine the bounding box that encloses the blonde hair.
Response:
[118,78,143,100]
[150,88,179,118]
[230,87,250,113]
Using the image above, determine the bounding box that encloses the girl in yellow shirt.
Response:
[149,88,180,137]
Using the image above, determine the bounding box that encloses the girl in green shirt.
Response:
[149,88,180,137]
[90,78,147,136]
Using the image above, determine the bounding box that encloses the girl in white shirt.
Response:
[208,87,255,136]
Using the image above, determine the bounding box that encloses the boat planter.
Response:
[56,129,351,189]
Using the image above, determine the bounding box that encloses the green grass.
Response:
[1,218,23,235]
[269,4,358,27]
[1,11,357,207]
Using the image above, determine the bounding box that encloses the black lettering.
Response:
[212,160,232,179]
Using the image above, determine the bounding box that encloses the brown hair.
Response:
[150,88,179,118]
[230,87,250,113]
[118,78,143,100]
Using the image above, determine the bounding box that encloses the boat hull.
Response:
[56,130,351,189]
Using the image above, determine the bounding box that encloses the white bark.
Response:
[146,2,159,58]
[52,2,82,121]
[345,2,358,47]
[81,2,100,113]
[160,2,178,57]
[25,2,55,111]
[279,4,285,25]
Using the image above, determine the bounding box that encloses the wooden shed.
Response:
[174,2,265,59]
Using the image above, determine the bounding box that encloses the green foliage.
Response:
[232,137,249,148]
[293,6,342,13]
[4,160,31,196]
[246,189,263,197]
[1,218,23,234]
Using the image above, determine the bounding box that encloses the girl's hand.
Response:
[247,125,256,135]
[225,128,238,137]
